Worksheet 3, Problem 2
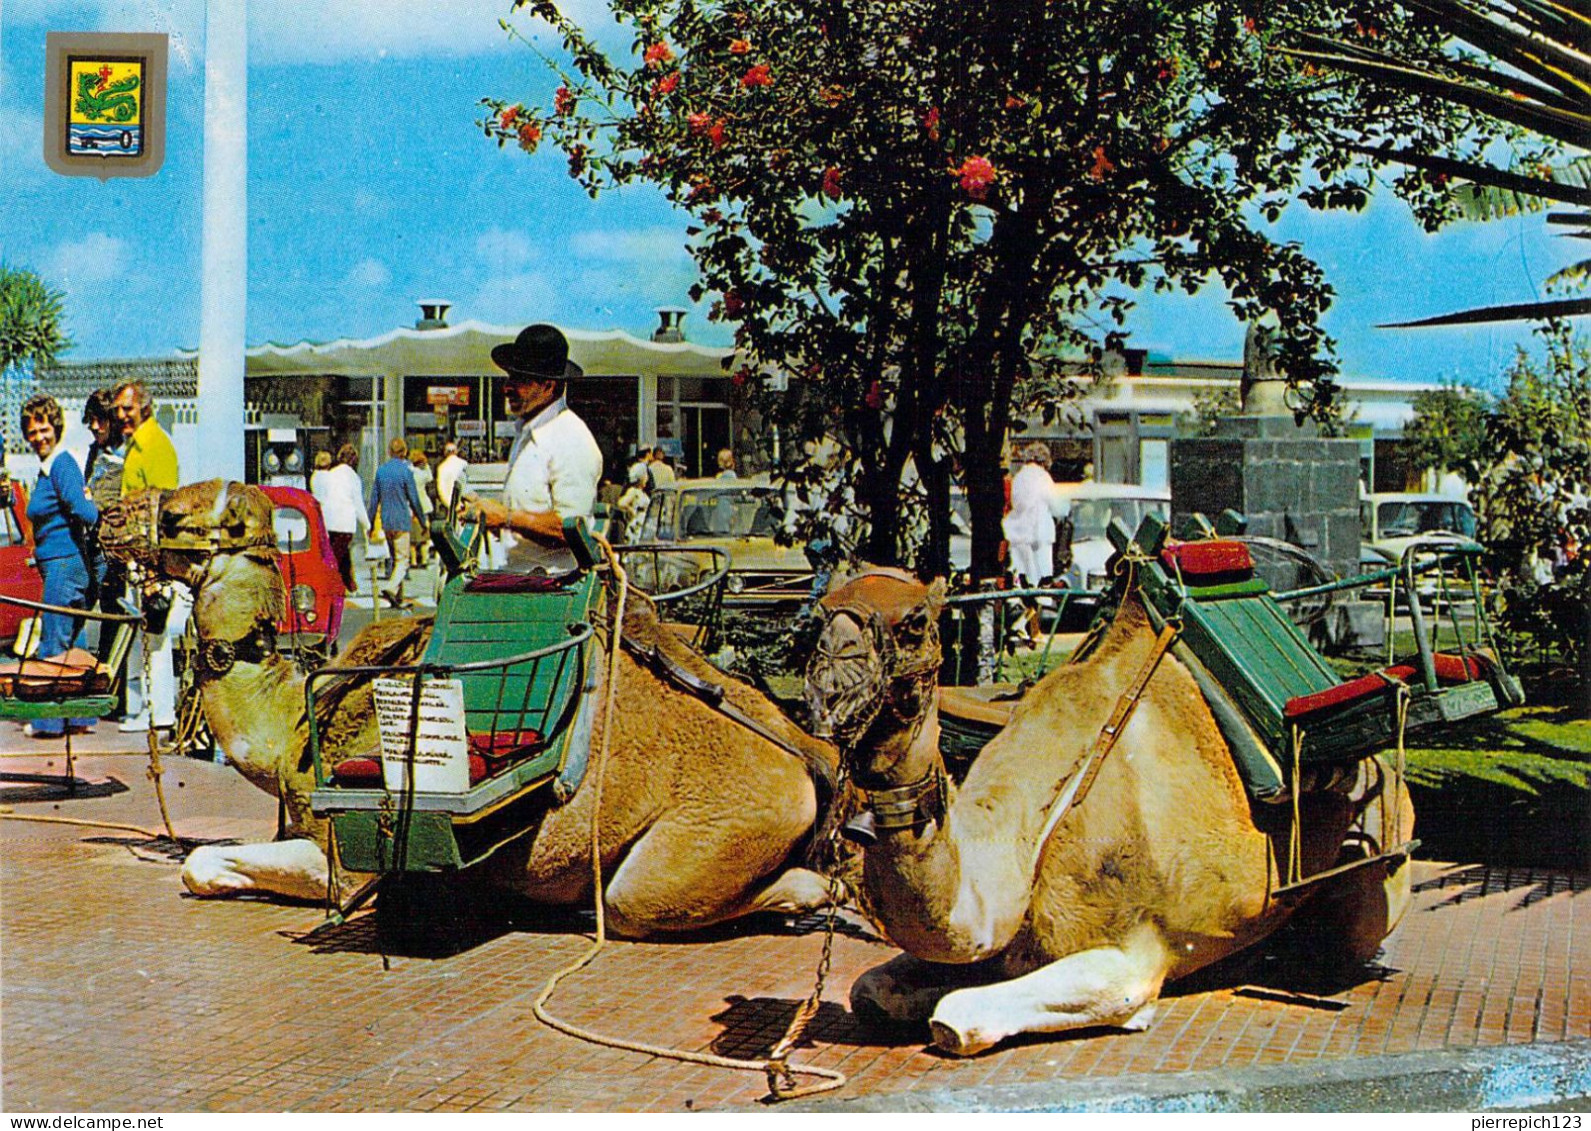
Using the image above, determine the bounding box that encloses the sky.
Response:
[0,0,1581,390]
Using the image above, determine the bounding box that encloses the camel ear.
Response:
[924,576,947,615]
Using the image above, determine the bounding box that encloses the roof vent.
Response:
[416,299,452,330]
[653,307,687,343]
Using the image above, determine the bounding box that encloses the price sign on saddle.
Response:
[373,677,470,793]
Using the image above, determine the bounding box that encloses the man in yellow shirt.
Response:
[111,380,183,736]
[114,381,179,493]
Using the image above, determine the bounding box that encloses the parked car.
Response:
[1052,482,1173,594]
[632,476,812,607]
[261,485,345,666]
[1359,492,1478,566]
[0,479,42,642]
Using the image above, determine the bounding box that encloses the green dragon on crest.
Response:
[74,65,140,123]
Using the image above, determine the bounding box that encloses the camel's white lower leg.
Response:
[928,929,1171,1056]
[182,839,329,902]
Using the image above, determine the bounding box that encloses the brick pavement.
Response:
[2,741,1587,1112]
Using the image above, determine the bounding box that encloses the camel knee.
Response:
[745,868,837,917]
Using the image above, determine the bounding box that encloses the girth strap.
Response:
[1029,619,1180,877]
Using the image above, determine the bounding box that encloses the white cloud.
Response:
[464,270,560,324]
[568,226,692,265]
[342,257,391,288]
[43,232,130,289]
[473,226,538,272]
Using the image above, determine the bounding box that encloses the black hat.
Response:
[491,323,584,380]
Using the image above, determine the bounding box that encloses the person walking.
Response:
[435,441,468,515]
[19,395,99,738]
[319,444,369,594]
[408,448,435,567]
[1002,442,1057,588]
[367,437,426,607]
[647,446,676,489]
[471,324,601,573]
[81,390,128,716]
[715,447,737,479]
[114,380,182,735]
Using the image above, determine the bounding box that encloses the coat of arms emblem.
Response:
[44,33,167,180]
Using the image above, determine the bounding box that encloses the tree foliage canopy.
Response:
[0,264,69,376]
[486,0,1487,575]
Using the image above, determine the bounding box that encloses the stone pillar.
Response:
[1170,414,1361,582]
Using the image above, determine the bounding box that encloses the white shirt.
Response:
[436,453,468,511]
[502,396,603,572]
[1003,462,1057,547]
[318,464,370,536]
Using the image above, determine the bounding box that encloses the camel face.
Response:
[100,480,277,589]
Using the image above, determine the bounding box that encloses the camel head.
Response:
[100,481,277,589]
[803,568,945,780]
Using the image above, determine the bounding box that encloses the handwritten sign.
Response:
[373,677,469,793]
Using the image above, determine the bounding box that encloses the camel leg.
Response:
[739,867,839,917]
[927,926,1172,1056]
[182,839,329,903]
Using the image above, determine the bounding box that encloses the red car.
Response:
[261,485,345,665]
[0,480,43,640]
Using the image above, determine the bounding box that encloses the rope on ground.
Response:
[527,536,846,1103]
[0,808,174,840]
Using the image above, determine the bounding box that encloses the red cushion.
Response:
[1285,670,1406,721]
[1161,540,1253,579]
[468,729,545,759]
[469,754,487,784]
[331,757,382,784]
[1433,652,1486,684]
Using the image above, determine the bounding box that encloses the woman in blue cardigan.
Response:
[20,394,99,737]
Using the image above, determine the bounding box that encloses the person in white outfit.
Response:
[471,324,602,573]
[1002,442,1057,588]
[435,441,469,515]
[317,444,370,594]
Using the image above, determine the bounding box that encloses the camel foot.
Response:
[182,839,329,902]
[926,931,1171,1056]
[850,951,992,1028]
[744,867,839,917]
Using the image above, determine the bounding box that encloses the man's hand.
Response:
[471,496,510,532]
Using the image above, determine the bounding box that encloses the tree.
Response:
[487,0,1483,576]
[0,265,70,453]
[1403,383,1491,486]
[1289,0,1591,326]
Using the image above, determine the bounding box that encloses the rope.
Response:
[1288,724,1304,887]
[527,535,846,1102]
[0,808,175,840]
[1393,685,1410,851]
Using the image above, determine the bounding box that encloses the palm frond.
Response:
[1379,296,1591,326]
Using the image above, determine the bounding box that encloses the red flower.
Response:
[643,41,674,68]
[568,144,587,176]
[554,85,575,115]
[722,290,745,316]
[731,366,752,387]
[498,105,520,128]
[821,165,843,200]
[741,63,772,88]
[1243,16,1257,32]
[708,119,727,148]
[864,380,884,410]
[729,38,752,55]
[652,72,679,97]
[1087,145,1115,180]
[921,107,940,141]
[516,121,542,152]
[953,155,997,201]
[1004,94,1026,110]
[687,110,712,134]
[1154,58,1179,82]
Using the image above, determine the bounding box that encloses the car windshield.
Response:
[1376,500,1477,539]
[1069,497,1169,540]
[673,487,786,540]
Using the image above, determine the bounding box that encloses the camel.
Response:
[99,481,843,938]
[803,569,1414,1056]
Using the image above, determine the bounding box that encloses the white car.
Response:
[1052,482,1173,595]
[1360,492,1478,566]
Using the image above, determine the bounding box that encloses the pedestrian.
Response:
[614,460,652,542]
[627,449,654,492]
[81,390,127,713]
[309,450,333,504]
[471,324,602,573]
[1002,442,1056,588]
[321,444,369,594]
[113,380,182,735]
[367,437,426,608]
[715,447,737,479]
[409,448,435,567]
[19,394,98,738]
[435,440,468,515]
[647,445,677,489]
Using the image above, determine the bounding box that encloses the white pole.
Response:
[196,0,247,483]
